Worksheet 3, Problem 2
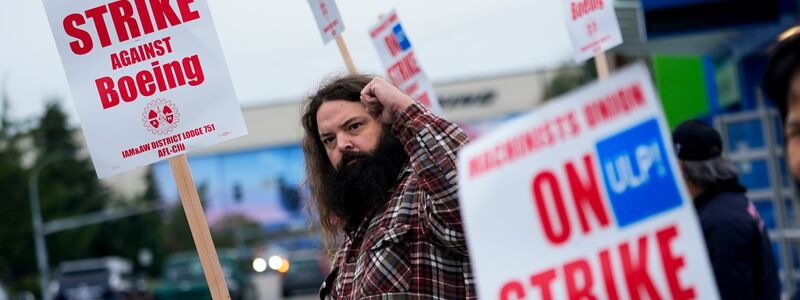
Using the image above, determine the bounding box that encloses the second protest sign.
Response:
[458,64,718,299]
[369,10,443,114]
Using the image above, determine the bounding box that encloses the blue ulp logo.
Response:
[392,24,412,51]
[596,119,682,228]
[605,140,667,194]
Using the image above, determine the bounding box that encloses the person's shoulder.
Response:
[701,191,749,214]
[700,192,762,230]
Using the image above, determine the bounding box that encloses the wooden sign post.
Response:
[307,0,357,75]
[563,0,622,80]
[595,52,611,79]
[170,155,230,299]
[336,35,358,75]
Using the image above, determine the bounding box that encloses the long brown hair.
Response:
[301,74,373,257]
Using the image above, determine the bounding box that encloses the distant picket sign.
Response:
[42,0,247,178]
[369,10,443,114]
[564,0,623,62]
[307,0,345,44]
[457,63,719,300]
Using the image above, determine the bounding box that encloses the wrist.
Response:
[393,97,415,116]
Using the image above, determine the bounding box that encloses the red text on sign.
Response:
[110,37,173,70]
[63,0,200,55]
[532,154,610,245]
[158,142,185,157]
[499,224,695,300]
[385,33,403,57]
[571,0,605,20]
[96,54,205,109]
[369,12,399,38]
[583,82,646,128]
[387,52,421,86]
[121,123,215,159]
[469,111,580,179]
[323,19,339,34]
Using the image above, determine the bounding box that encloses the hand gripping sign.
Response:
[42,1,247,299]
[457,63,718,300]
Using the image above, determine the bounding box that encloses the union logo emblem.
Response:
[142,99,180,135]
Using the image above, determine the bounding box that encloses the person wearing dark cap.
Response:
[764,33,800,179]
[673,120,780,300]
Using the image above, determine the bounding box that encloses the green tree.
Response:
[211,213,262,249]
[91,166,165,276]
[543,59,598,100]
[136,167,167,275]
[161,181,210,254]
[0,84,37,294]
[31,101,110,267]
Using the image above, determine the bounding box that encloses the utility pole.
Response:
[28,154,69,300]
[29,155,163,300]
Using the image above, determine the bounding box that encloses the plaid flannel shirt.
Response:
[320,103,476,299]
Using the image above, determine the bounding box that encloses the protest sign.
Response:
[42,1,246,298]
[369,10,442,114]
[458,63,718,299]
[307,0,344,45]
[564,0,623,63]
[42,0,247,179]
[307,0,356,74]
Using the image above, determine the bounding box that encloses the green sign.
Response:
[652,55,711,129]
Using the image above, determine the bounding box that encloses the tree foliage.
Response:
[543,59,598,100]
[0,93,264,296]
[0,99,166,294]
[0,84,35,292]
[33,101,109,265]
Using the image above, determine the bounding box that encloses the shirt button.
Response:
[347,256,355,263]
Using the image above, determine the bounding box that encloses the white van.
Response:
[53,257,133,300]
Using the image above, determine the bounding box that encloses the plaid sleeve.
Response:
[392,103,470,254]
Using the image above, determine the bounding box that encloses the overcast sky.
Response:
[0,0,573,125]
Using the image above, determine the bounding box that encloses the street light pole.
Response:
[27,154,165,300]
[28,155,68,300]
[29,164,51,300]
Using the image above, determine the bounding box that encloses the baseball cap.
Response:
[671,119,723,161]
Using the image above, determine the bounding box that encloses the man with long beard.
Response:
[300,75,475,299]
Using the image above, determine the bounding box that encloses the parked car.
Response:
[153,250,248,300]
[280,249,327,297]
[53,257,133,300]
